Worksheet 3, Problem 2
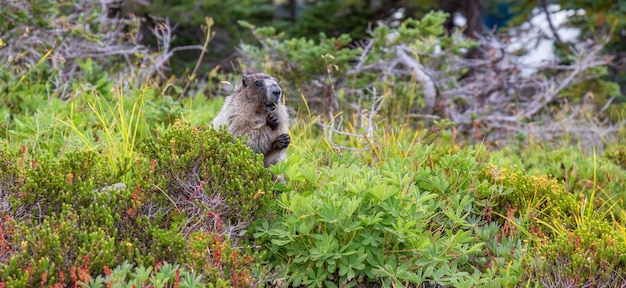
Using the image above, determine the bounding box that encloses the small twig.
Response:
[178,17,215,100]
[351,38,373,72]
[541,0,564,45]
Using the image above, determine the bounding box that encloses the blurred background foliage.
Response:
[131,0,626,93]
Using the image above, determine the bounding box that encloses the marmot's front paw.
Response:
[266,113,280,130]
[272,133,290,150]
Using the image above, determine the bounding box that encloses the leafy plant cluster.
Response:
[254,140,526,287]
[243,117,626,287]
[77,261,204,288]
[489,144,626,220]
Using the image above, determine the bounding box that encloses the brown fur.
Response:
[212,73,290,168]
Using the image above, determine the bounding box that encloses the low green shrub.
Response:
[478,165,580,233]
[483,149,626,286]
[139,124,275,226]
[0,124,274,287]
[489,146,626,210]
[76,233,260,288]
[0,148,142,287]
[187,231,259,287]
[531,217,626,286]
[254,140,524,287]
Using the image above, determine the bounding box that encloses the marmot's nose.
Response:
[272,88,282,97]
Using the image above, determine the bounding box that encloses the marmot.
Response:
[213,73,290,168]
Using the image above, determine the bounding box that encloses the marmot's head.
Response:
[240,73,282,112]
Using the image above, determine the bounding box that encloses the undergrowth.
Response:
[1,7,626,288]
[0,123,273,287]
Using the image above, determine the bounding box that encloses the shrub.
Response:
[0,148,140,287]
[531,217,626,286]
[187,231,258,287]
[478,165,580,233]
[483,150,626,286]
[78,261,204,288]
[77,235,259,288]
[253,140,524,287]
[488,146,626,222]
[0,124,274,287]
[139,124,275,230]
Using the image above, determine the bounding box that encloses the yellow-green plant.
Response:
[57,80,149,177]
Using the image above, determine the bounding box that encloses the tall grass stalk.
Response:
[57,83,148,177]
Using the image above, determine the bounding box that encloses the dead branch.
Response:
[318,88,382,151]
[1,0,202,99]
[346,23,616,148]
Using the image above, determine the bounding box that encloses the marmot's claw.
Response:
[272,133,290,150]
[266,113,280,130]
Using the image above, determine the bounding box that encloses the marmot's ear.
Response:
[241,75,249,88]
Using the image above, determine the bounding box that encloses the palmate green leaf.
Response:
[179,271,203,288]
[297,216,315,235]
[133,266,152,283]
[326,258,337,273]
[310,233,339,262]
[288,268,305,287]
[339,260,356,280]
[442,205,469,225]
[270,238,292,246]
[346,172,381,194]
[317,200,341,224]
[77,275,106,288]
[111,260,133,282]
[279,191,314,216]
[374,261,395,280]
[382,166,413,187]
[369,184,400,202]
[292,252,311,264]
[304,266,328,288]
[339,196,361,221]
[358,211,385,227]
[416,173,449,194]
[387,216,421,243]
[338,251,368,280]
[252,219,271,238]
[464,243,486,255]
[359,229,383,246]
[395,264,422,284]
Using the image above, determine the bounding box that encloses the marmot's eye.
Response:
[254,80,262,87]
